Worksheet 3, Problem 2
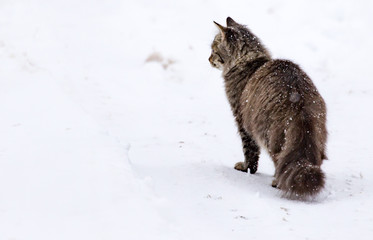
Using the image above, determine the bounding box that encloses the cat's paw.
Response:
[248,162,258,174]
[234,162,248,172]
[271,179,278,188]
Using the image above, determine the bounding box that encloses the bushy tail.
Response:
[275,113,325,198]
[276,157,325,198]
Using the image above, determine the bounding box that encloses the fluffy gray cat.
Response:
[209,17,327,198]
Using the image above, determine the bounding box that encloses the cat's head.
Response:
[209,17,270,71]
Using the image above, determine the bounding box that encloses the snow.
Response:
[1,0,373,239]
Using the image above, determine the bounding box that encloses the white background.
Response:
[1,0,372,239]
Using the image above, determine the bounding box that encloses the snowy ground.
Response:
[1,0,373,239]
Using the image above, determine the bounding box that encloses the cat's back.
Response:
[240,59,326,141]
[242,59,324,110]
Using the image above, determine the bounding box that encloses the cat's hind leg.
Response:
[271,179,278,188]
[234,129,260,174]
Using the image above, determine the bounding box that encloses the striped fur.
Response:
[209,17,327,198]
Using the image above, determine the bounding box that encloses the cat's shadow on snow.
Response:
[215,165,331,203]
[215,165,281,199]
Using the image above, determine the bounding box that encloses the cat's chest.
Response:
[225,87,243,114]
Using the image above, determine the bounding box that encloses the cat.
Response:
[209,17,327,198]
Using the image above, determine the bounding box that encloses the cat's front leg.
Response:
[234,129,260,174]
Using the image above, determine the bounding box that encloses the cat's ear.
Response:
[213,21,227,38]
[226,17,239,27]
